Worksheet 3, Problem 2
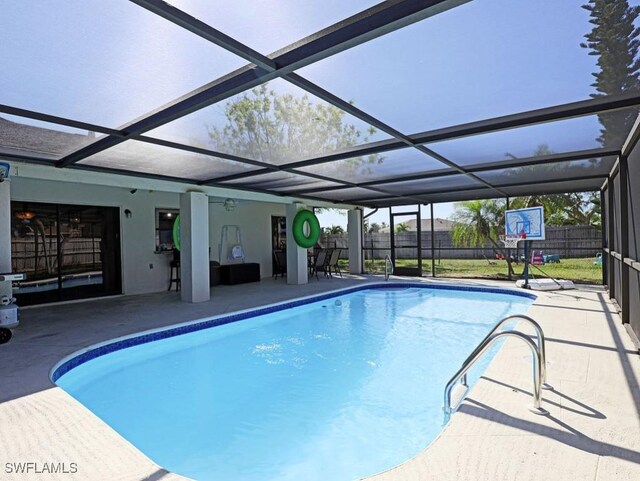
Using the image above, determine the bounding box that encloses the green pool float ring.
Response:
[173,215,181,251]
[292,210,320,249]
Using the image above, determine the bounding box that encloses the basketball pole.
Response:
[506,207,543,289]
[523,240,530,289]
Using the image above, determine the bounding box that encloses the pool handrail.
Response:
[443,330,549,423]
[460,314,550,390]
[384,255,394,281]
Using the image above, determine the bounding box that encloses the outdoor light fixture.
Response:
[15,211,35,220]
[69,212,80,225]
[124,209,132,218]
[223,198,236,211]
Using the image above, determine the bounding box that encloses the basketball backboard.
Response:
[505,206,545,240]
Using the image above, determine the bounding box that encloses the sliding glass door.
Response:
[10,201,121,305]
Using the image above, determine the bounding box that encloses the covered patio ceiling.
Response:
[1,0,638,207]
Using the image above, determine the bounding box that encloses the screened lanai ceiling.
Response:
[2,0,639,207]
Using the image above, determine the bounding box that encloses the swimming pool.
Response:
[53,283,534,481]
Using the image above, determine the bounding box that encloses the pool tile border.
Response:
[51,282,536,382]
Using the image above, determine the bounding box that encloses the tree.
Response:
[505,144,601,227]
[498,2,639,233]
[451,199,518,277]
[581,0,640,147]
[451,199,504,249]
[315,207,346,215]
[325,225,345,235]
[368,222,381,233]
[495,5,639,233]
[395,222,410,233]
[509,193,601,227]
[208,84,382,172]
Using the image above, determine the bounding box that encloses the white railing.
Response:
[384,255,394,281]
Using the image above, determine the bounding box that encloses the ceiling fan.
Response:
[208,198,238,211]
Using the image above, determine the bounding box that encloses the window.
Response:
[156,209,179,252]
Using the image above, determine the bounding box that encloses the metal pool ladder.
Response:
[443,315,552,423]
[384,255,394,281]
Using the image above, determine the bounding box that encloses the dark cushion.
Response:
[210,261,221,286]
[220,263,260,285]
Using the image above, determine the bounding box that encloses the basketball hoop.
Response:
[500,233,525,249]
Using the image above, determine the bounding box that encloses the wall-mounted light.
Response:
[224,198,236,211]
[69,211,81,225]
[124,209,132,218]
[15,211,36,220]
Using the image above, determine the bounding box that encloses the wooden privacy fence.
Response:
[319,234,350,258]
[11,237,102,275]
[357,225,602,260]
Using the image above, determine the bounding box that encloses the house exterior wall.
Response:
[0,179,11,300]
[10,176,180,295]
[9,176,287,298]
[209,201,286,279]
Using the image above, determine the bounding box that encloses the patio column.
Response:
[180,191,210,303]
[0,178,11,300]
[348,208,363,274]
[286,203,309,285]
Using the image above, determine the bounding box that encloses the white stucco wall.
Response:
[0,179,12,300]
[209,201,286,278]
[9,177,288,297]
[9,176,180,295]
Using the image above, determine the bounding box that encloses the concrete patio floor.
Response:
[0,276,638,480]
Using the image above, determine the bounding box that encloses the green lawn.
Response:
[361,257,603,284]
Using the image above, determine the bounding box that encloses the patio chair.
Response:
[273,250,287,280]
[327,248,342,277]
[311,249,330,279]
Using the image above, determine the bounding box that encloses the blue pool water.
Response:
[54,284,534,481]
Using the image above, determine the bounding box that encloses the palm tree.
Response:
[368,222,381,233]
[395,222,410,233]
[451,199,504,248]
[451,199,517,278]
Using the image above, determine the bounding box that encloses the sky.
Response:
[2,1,613,133]
[316,202,456,230]
[2,0,637,196]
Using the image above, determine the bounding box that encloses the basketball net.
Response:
[500,232,526,249]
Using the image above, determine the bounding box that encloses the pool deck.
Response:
[0,276,638,481]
